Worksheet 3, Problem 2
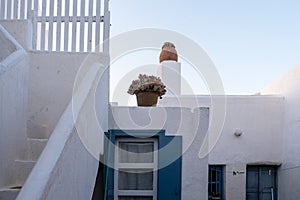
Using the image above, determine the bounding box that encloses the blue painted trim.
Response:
[208,165,224,200]
[103,130,182,200]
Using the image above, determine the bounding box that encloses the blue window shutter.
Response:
[158,135,182,200]
[103,131,115,200]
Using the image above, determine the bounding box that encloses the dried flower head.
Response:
[127,74,166,97]
[162,42,176,49]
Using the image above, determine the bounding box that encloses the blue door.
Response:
[246,166,278,200]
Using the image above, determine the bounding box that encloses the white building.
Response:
[0,1,300,200]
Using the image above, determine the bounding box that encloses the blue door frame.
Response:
[103,130,182,200]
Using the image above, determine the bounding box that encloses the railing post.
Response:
[48,0,54,52]
[7,0,11,19]
[87,0,93,52]
[27,0,32,19]
[20,0,25,19]
[0,0,5,19]
[40,0,47,51]
[103,0,110,54]
[56,0,62,52]
[95,0,101,52]
[64,0,70,51]
[71,0,78,52]
[13,0,18,19]
[79,0,85,52]
[28,9,37,50]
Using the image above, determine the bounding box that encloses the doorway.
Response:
[246,165,278,200]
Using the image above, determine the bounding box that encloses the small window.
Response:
[208,165,224,200]
[114,138,158,200]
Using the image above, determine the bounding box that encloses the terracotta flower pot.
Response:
[136,92,159,107]
[159,42,178,63]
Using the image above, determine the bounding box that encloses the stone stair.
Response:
[0,188,21,200]
[0,121,49,200]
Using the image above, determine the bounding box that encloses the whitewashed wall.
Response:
[0,25,28,187]
[1,20,109,139]
[109,106,210,200]
[17,104,98,200]
[0,20,32,50]
[207,96,283,200]
[163,95,283,199]
[18,51,109,199]
[28,52,88,137]
[28,52,108,137]
[261,64,300,200]
[0,19,109,198]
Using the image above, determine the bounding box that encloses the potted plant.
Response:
[212,192,221,200]
[127,74,166,106]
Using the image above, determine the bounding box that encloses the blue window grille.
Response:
[208,165,224,200]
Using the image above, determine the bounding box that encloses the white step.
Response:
[0,188,21,200]
[27,138,48,161]
[27,120,49,139]
[14,160,35,186]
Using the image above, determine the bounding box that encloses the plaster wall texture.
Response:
[1,20,105,138]
[28,51,108,137]
[41,128,98,200]
[211,98,283,157]
[261,63,300,200]
[181,107,209,200]
[109,106,210,200]
[0,28,17,61]
[157,61,181,96]
[208,96,283,199]
[95,65,110,154]
[17,104,98,200]
[0,57,29,187]
[151,95,284,199]
[0,20,32,50]
[0,34,29,187]
[18,53,109,199]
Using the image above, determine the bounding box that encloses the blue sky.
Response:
[109,0,300,95]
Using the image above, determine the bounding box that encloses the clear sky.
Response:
[109,0,300,96]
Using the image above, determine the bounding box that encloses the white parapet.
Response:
[158,61,181,97]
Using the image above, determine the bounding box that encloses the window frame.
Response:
[104,130,182,200]
[208,165,225,200]
[114,138,158,200]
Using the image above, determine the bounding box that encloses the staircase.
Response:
[0,121,49,200]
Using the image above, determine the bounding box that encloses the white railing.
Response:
[0,0,110,53]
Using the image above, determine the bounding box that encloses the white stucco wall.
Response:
[1,20,109,140]
[0,25,29,187]
[261,63,300,200]
[17,104,99,200]
[162,95,283,199]
[109,106,210,200]
[18,51,109,199]
[181,107,209,200]
[0,20,32,50]
[207,96,283,200]
[0,29,17,61]
[28,52,108,137]
[44,129,98,200]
